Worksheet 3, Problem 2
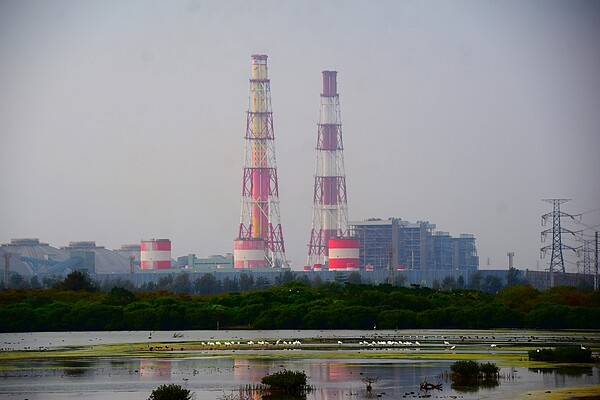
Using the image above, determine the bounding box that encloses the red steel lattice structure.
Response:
[234,54,286,268]
[307,71,353,268]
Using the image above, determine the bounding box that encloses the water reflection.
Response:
[0,355,598,400]
[60,359,91,376]
[529,367,594,377]
[139,359,172,378]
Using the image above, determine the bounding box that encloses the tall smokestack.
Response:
[234,54,286,269]
[307,71,357,270]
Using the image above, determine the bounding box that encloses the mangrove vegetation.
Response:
[0,272,599,332]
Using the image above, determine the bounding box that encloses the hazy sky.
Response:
[1,0,599,271]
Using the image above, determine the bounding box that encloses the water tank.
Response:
[233,239,267,268]
[328,237,359,271]
[140,239,171,270]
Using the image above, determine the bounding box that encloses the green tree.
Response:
[105,287,135,306]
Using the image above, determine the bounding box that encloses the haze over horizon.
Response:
[1,0,599,272]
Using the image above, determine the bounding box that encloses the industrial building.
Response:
[1,238,139,277]
[350,218,479,271]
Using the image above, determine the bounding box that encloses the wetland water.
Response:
[1,330,599,400]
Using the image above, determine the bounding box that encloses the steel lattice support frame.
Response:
[541,198,580,287]
[236,55,286,268]
[307,71,350,266]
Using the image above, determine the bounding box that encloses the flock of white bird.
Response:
[199,339,303,346]
[192,338,503,349]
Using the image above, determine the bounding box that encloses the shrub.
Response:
[148,383,193,400]
[450,360,480,381]
[450,360,499,383]
[261,370,308,394]
[528,346,593,363]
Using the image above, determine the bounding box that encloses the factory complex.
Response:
[13,54,575,289]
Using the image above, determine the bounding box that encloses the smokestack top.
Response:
[322,70,338,96]
[251,54,268,64]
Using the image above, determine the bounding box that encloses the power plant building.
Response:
[350,218,478,271]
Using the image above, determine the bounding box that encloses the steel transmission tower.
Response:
[234,55,286,268]
[541,199,580,286]
[307,71,350,267]
[578,240,592,275]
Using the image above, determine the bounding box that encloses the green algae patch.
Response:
[518,384,600,400]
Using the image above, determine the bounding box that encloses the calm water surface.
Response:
[1,330,599,400]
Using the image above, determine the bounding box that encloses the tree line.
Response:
[0,271,599,332]
[2,267,536,294]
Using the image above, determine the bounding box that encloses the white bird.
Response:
[415,341,421,346]
[581,345,587,350]
[444,341,450,346]
[337,341,343,344]
[450,345,456,350]
[490,344,497,348]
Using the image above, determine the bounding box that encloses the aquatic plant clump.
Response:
[261,370,309,394]
[450,360,499,383]
[148,383,193,400]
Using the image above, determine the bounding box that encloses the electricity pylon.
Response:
[541,199,580,287]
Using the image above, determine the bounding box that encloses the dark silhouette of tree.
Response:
[441,276,457,291]
[506,267,526,287]
[254,276,270,290]
[57,271,97,292]
[222,276,239,292]
[29,276,41,289]
[173,272,192,294]
[156,275,174,291]
[194,273,221,294]
[482,275,503,293]
[346,271,362,284]
[394,273,407,287]
[239,273,254,291]
[105,287,135,306]
[468,271,483,291]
